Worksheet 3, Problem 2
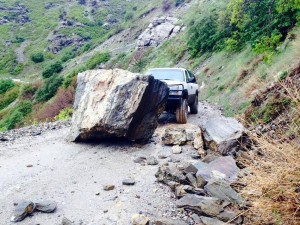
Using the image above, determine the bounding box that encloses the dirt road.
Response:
[0,102,222,225]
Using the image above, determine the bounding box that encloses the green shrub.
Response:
[63,65,87,88]
[35,75,64,102]
[61,51,75,63]
[279,71,289,80]
[187,0,299,57]
[0,79,15,95]
[31,53,44,63]
[0,87,19,110]
[254,32,283,54]
[125,12,134,21]
[86,52,111,70]
[0,101,32,130]
[55,108,74,121]
[42,61,63,79]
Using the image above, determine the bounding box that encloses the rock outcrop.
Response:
[69,69,169,143]
[48,34,85,54]
[137,16,183,48]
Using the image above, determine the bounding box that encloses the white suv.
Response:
[147,68,199,124]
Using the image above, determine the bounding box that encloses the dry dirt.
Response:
[0,102,222,225]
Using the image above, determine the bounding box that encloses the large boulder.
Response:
[69,69,169,143]
[201,117,247,155]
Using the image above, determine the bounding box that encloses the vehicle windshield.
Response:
[147,69,184,82]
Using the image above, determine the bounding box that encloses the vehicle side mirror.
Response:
[188,77,196,83]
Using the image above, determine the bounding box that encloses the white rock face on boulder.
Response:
[68,69,169,143]
[137,16,183,48]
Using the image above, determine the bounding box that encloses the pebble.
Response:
[172,145,182,154]
[131,214,149,225]
[103,185,115,191]
[26,164,33,168]
[146,156,158,165]
[122,178,135,186]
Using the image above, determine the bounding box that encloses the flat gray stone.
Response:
[204,180,244,206]
[176,194,223,217]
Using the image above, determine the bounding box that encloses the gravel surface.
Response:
[0,102,222,225]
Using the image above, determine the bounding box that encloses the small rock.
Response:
[103,210,108,213]
[158,154,168,159]
[26,164,33,168]
[103,185,115,191]
[147,156,158,165]
[95,193,100,196]
[122,179,135,186]
[131,214,149,225]
[200,216,234,225]
[61,217,74,225]
[172,145,182,154]
[191,154,201,159]
[133,156,147,164]
[193,131,204,150]
[153,218,188,225]
[161,128,187,145]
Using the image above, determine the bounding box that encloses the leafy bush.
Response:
[42,61,63,79]
[124,12,134,21]
[86,52,111,70]
[61,51,75,63]
[0,87,19,110]
[55,108,74,121]
[0,101,32,130]
[0,79,15,95]
[31,53,44,63]
[35,75,64,102]
[63,65,87,88]
[187,0,300,57]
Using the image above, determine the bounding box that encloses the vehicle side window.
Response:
[188,71,196,83]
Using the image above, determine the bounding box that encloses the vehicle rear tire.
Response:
[189,95,198,114]
[176,99,188,124]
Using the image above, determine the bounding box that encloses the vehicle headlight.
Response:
[169,85,183,96]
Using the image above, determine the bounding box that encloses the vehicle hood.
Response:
[159,80,185,86]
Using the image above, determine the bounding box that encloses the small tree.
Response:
[42,61,63,79]
[0,79,15,95]
[31,53,44,63]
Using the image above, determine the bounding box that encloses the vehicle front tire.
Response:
[176,99,188,124]
[189,95,198,114]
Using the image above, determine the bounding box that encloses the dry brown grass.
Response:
[240,67,300,224]
[240,133,300,225]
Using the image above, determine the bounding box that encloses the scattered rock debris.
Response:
[10,201,56,222]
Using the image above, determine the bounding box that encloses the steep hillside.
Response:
[0,0,299,134]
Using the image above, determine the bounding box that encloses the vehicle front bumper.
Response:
[165,95,182,111]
